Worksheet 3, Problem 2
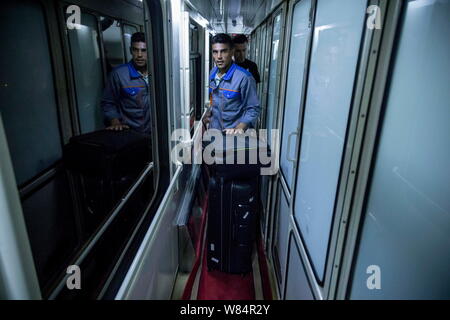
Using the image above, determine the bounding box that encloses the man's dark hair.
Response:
[232,34,248,44]
[211,33,234,48]
[131,32,146,44]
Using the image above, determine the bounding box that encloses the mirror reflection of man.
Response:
[101,32,151,134]
[206,33,260,135]
[232,34,261,84]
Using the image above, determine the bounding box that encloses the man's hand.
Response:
[107,118,129,131]
[202,108,212,127]
[224,122,247,135]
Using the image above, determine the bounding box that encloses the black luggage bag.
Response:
[203,131,271,182]
[207,175,258,274]
[63,130,152,231]
[63,129,151,178]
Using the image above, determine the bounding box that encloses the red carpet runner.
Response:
[182,196,273,300]
[197,245,255,300]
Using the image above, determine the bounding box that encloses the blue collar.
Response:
[209,63,237,81]
[127,61,141,79]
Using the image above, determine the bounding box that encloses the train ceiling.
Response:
[186,0,282,34]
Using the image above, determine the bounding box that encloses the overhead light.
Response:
[219,0,224,16]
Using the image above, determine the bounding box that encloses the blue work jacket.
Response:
[209,63,260,131]
[101,61,151,134]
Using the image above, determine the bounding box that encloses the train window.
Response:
[349,0,450,299]
[100,17,125,72]
[251,31,258,97]
[293,0,367,282]
[190,23,199,52]
[258,24,267,110]
[189,57,197,129]
[253,30,259,69]
[280,0,312,190]
[65,12,147,244]
[189,21,202,131]
[0,1,81,296]
[248,34,254,60]
[59,6,150,299]
[285,235,314,300]
[0,1,63,186]
[254,28,262,98]
[272,182,290,290]
[265,14,282,144]
[20,172,80,295]
[1,0,155,300]
[123,24,138,62]
[67,11,105,134]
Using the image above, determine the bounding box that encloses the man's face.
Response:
[233,43,247,63]
[212,43,234,71]
[131,41,147,68]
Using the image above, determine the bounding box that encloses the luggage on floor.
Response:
[207,175,258,274]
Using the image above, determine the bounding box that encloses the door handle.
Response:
[287,131,298,163]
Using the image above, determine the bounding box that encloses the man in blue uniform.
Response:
[101,32,151,134]
[206,33,260,135]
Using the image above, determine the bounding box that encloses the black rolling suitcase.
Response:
[63,129,151,231]
[207,175,258,274]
